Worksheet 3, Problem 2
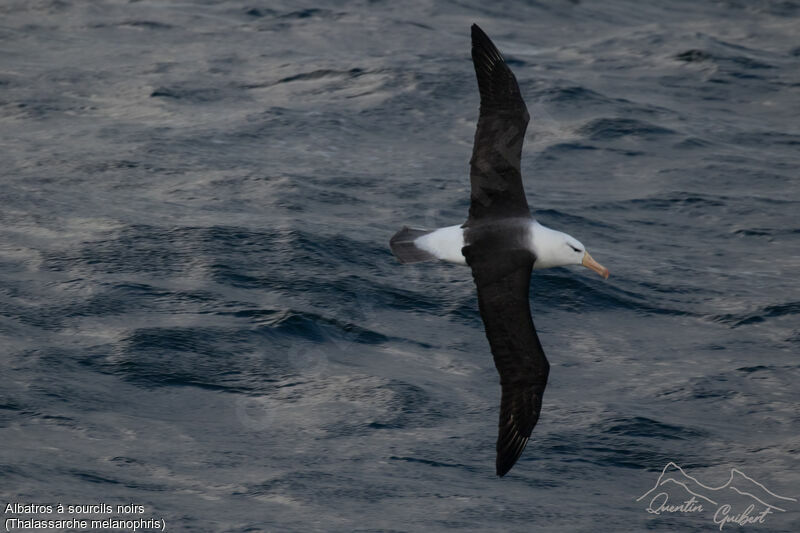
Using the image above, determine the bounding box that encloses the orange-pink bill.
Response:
[582,251,609,279]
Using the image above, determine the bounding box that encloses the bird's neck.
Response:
[529,221,567,269]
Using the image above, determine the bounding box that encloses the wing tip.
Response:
[495,447,526,477]
[471,23,491,42]
[496,432,530,476]
[469,22,527,116]
[496,458,513,477]
[470,23,500,58]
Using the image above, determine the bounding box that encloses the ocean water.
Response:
[1,0,799,531]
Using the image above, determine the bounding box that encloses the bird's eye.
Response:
[568,244,580,252]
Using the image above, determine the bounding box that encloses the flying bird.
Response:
[390,24,610,476]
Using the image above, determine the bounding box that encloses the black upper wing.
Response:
[463,246,550,477]
[467,24,531,225]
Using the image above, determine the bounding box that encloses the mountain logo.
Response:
[636,462,796,530]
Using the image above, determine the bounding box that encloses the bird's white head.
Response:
[529,222,609,279]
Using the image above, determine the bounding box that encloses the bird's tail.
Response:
[389,226,436,264]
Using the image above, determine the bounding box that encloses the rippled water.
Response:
[1,1,799,531]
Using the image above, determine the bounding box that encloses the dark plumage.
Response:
[462,25,547,477]
[390,24,609,477]
[466,24,531,224]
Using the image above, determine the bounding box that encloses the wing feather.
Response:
[467,24,531,224]
[463,247,549,476]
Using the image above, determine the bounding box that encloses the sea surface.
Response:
[1,1,799,531]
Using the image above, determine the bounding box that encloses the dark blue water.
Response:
[1,1,799,531]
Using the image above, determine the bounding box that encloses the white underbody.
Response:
[414,220,583,269]
[415,224,468,265]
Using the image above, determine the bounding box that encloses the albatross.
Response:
[389,24,610,477]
